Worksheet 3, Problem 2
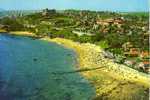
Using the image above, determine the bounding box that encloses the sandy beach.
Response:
[0,29,7,33]
[2,32,149,99]
[42,37,149,99]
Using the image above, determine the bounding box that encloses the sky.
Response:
[0,0,149,12]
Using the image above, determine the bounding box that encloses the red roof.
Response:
[141,51,149,57]
[143,61,150,65]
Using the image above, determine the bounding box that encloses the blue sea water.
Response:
[0,33,95,100]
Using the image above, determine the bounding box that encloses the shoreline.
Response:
[0,31,37,37]
[43,38,149,84]
[0,29,7,33]
[42,37,150,99]
[2,31,150,99]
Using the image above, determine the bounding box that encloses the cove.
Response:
[0,33,95,100]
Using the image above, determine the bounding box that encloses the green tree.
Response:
[96,40,109,49]
[0,17,24,31]
[78,34,92,43]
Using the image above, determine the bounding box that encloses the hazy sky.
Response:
[0,0,149,12]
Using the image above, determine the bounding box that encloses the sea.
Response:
[0,33,95,100]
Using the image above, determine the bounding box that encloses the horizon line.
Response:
[1,8,149,13]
